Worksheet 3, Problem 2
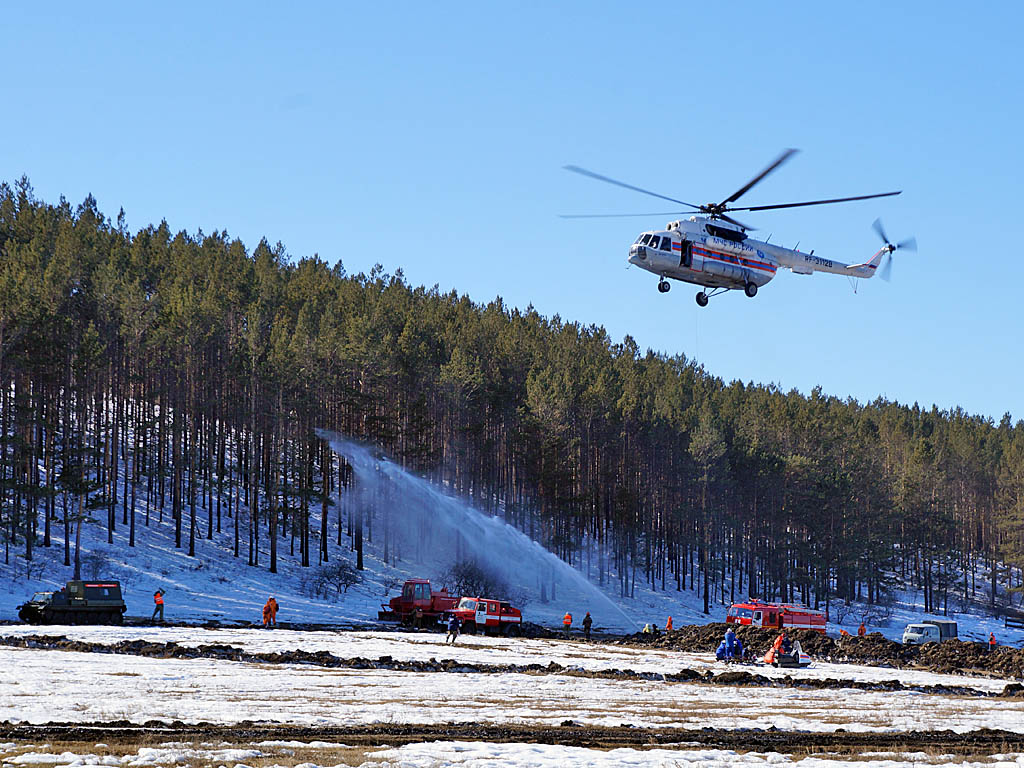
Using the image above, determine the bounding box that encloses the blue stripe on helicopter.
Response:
[693,247,776,274]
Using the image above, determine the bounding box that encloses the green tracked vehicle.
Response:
[17,580,127,625]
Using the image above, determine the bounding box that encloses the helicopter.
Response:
[562,149,915,307]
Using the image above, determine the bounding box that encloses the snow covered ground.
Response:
[0,625,1015,692]
[0,629,1022,733]
[3,741,1023,768]
[365,743,1024,767]
[2,628,1023,766]
[5,645,1024,733]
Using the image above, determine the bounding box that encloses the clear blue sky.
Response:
[5,2,1022,421]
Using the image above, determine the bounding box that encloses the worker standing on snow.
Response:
[446,613,461,645]
[152,589,165,624]
[857,623,866,637]
[582,612,593,640]
[989,632,997,652]
[724,627,737,659]
[666,616,673,632]
[263,597,279,627]
[563,611,573,636]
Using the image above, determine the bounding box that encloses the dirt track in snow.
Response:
[3,720,1024,754]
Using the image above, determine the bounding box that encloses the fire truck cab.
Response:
[451,597,523,636]
[378,578,459,626]
[726,599,826,634]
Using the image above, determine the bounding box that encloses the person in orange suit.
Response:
[764,631,790,664]
[563,612,572,636]
[152,590,165,623]
[839,629,851,638]
[857,623,866,637]
[262,597,279,628]
[666,616,673,631]
[989,632,997,652]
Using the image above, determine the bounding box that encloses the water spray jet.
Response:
[317,429,638,631]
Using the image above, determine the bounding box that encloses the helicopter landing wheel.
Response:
[657,280,670,293]
[744,282,758,298]
[695,292,709,307]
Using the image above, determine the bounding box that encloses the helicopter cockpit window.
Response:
[634,235,644,244]
[640,234,653,246]
[661,236,672,251]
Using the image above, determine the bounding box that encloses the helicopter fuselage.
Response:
[628,216,880,295]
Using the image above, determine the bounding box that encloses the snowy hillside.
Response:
[1,436,1021,645]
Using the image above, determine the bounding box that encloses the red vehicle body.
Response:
[379,579,458,626]
[726,599,826,634]
[450,596,523,636]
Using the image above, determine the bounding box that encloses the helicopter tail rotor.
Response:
[872,218,916,282]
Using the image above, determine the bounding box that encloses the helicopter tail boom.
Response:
[845,247,888,278]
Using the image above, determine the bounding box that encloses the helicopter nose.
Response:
[629,244,647,264]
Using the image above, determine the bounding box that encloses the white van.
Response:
[902,623,940,644]
[902,619,957,644]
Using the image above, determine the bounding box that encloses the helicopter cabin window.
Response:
[660,236,672,251]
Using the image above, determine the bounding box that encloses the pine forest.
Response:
[2,178,1023,619]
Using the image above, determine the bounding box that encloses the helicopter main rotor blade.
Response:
[719,148,799,206]
[563,165,702,210]
[558,211,692,219]
[734,190,902,213]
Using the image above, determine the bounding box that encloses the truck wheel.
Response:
[506,624,521,638]
[113,611,124,626]
[463,622,477,635]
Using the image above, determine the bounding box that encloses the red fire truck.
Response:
[726,599,826,634]
[450,596,523,636]
[378,578,459,627]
